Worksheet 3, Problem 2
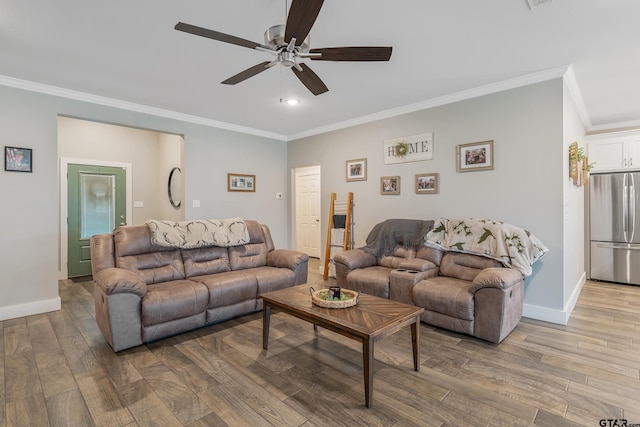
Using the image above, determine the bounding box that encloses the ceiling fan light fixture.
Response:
[280,51,297,68]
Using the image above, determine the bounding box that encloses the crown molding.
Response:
[0,75,287,141]
[587,119,640,133]
[7,68,633,140]
[563,64,592,130]
[288,65,571,140]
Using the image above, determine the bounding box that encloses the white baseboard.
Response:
[0,297,61,321]
[523,272,586,325]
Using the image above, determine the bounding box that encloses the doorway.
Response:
[58,116,184,279]
[294,166,321,258]
[67,164,127,277]
[60,158,133,279]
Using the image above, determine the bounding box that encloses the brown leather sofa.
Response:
[334,219,524,343]
[90,220,308,351]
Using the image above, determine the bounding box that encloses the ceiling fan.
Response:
[175,0,392,96]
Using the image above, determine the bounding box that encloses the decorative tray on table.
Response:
[310,286,360,308]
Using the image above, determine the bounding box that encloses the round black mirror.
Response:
[168,167,182,209]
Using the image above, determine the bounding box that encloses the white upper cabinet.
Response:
[588,132,640,172]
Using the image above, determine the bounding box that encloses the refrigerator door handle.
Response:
[623,173,628,242]
[630,173,636,242]
[595,243,640,250]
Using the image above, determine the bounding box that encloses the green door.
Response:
[68,164,127,278]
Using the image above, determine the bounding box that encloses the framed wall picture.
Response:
[227,173,255,192]
[415,173,438,194]
[380,176,400,195]
[456,140,494,172]
[4,146,32,172]
[346,158,367,181]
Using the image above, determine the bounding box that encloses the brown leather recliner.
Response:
[90,220,308,351]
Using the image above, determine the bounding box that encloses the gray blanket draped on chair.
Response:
[361,218,434,258]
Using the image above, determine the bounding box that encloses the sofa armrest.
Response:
[333,249,377,270]
[93,268,146,351]
[267,249,309,270]
[333,249,377,287]
[471,268,523,292]
[473,268,525,343]
[267,249,309,285]
[94,268,147,297]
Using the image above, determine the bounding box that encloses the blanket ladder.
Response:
[323,192,354,279]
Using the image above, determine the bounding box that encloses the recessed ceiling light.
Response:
[281,98,300,106]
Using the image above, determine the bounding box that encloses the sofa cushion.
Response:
[117,251,186,285]
[141,280,208,326]
[416,246,443,266]
[438,252,502,282]
[253,266,296,294]
[191,271,258,309]
[182,246,231,277]
[413,276,476,321]
[378,247,415,269]
[114,225,186,284]
[346,266,393,298]
[229,243,268,270]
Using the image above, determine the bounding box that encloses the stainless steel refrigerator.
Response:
[590,171,640,285]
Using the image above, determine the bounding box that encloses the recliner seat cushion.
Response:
[253,266,296,294]
[347,266,393,298]
[191,271,258,309]
[142,280,208,325]
[413,276,476,321]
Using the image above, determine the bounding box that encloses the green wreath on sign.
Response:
[394,141,409,158]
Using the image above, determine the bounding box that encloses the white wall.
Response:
[288,79,574,322]
[0,84,288,321]
[562,79,588,317]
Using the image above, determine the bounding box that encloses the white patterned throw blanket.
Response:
[425,217,548,276]
[146,218,249,249]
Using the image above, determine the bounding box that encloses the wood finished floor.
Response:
[2,259,640,426]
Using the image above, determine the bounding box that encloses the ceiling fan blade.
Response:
[309,47,393,61]
[292,63,328,96]
[221,62,273,85]
[175,22,266,50]
[285,0,324,46]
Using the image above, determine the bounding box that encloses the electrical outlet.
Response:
[192,200,200,207]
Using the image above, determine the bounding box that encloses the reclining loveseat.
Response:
[334,218,547,343]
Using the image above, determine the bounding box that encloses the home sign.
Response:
[383,132,433,164]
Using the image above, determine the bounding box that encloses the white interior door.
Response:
[295,166,321,258]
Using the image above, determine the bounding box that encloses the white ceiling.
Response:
[1,0,639,140]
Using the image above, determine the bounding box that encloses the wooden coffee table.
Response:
[260,284,424,408]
